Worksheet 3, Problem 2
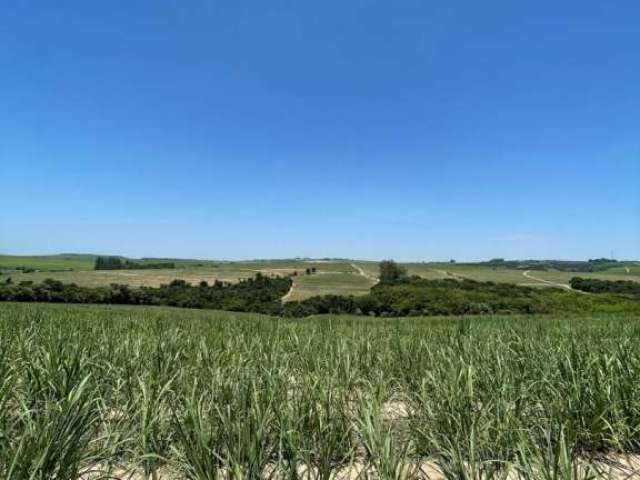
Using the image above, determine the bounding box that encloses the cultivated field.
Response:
[3,255,639,303]
[284,272,376,302]
[0,267,255,288]
[526,267,640,285]
[346,261,640,289]
[400,264,640,286]
[2,302,640,479]
[1,257,355,286]
[0,254,97,271]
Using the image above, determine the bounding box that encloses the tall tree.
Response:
[378,260,406,282]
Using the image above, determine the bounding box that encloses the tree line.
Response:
[94,256,175,270]
[281,275,640,317]
[0,274,290,315]
[570,277,640,295]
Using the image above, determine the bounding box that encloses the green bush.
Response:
[571,277,640,295]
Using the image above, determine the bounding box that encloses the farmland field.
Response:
[1,257,357,289]
[402,263,640,287]
[341,261,640,290]
[2,302,640,479]
[0,254,97,271]
[0,267,252,288]
[285,271,376,301]
[3,256,639,304]
[527,267,640,285]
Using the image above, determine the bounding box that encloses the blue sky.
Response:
[1,1,638,261]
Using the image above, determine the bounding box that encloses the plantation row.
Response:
[1,303,640,479]
[1,273,639,318]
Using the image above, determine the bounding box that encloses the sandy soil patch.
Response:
[79,455,640,479]
[382,399,412,422]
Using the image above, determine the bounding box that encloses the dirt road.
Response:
[351,263,379,285]
[281,280,295,302]
[522,270,587,294]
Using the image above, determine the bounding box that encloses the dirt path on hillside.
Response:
[522,270,588,294]
[351,263,379,285]
[432,268,465,280]
[282,266,367,303]
[281,280,295,302]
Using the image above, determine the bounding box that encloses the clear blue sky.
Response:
[1,1,638,261]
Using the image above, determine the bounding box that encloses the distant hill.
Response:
[0,254,97,271]
[1,253,637,275]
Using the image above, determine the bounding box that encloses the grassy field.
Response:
[1,256,369,299]
[3,255,639,303]
[530,267,640,285]
[1,257,357,289]
[352,263,447,281]
[238,260,356,274]
[352,261,640,287]
[401,263,640,286]
[2,302,640,479]
[0,254,222,271]
[285,272,376,301]
[2,266,261,288]
[351,261,381,279]
[0,254,97,271]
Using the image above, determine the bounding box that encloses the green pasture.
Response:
[285,271,376,301]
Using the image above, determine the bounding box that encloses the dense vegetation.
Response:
[477,258,622,272]
[94,256,175,270]
[571,276,640,295]
[379,259,407,282]
[0,274,290,314]
[1,303,640,479]
[2,271,639,318]
[283,276,640,317]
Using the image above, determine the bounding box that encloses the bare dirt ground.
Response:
[382,398,412,422]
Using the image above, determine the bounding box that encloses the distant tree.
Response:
[379,260,406,282]
[95,256,124,270]
[450,259,456,263]
[311,267,317,273]
[95,256,173,270]
[589,258,617,263]
[305,268,311,275]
